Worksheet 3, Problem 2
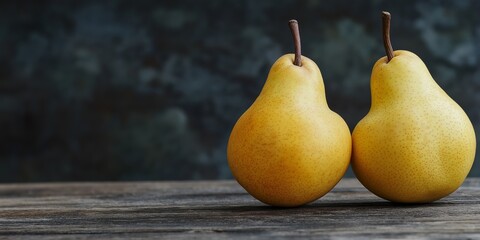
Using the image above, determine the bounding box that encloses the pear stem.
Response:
[382,11,395,62]
[288,19,302,66]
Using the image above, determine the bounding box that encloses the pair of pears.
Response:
[227,14,476,207]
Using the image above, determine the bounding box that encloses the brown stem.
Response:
[382,11,394,62]
[288,19,302,66]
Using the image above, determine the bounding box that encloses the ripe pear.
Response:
[227,20,351,207]
[352,12,476,203]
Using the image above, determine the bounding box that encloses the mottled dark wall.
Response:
[0,0,479,182]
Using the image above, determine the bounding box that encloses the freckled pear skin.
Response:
[352,50,476,203]
[227,54,351,207]
[352,12,476,203]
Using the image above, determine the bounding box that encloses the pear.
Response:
[227,20,351,207]
[352,12,476,203]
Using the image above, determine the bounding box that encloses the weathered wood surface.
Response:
[0,178,479,239]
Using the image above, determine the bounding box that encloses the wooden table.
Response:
[0,178,479,239]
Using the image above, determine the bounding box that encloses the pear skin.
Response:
[228,53,351,207]
[352,12,476,203]
[353,50,476,203]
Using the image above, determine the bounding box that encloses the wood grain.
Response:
[0,178,479,239]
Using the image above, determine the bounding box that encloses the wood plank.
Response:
[0,178,479,239]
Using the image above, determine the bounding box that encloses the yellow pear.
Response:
[227,20,351,207]
[352,12,476,203]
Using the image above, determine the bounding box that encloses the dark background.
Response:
[0,0,479,182]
